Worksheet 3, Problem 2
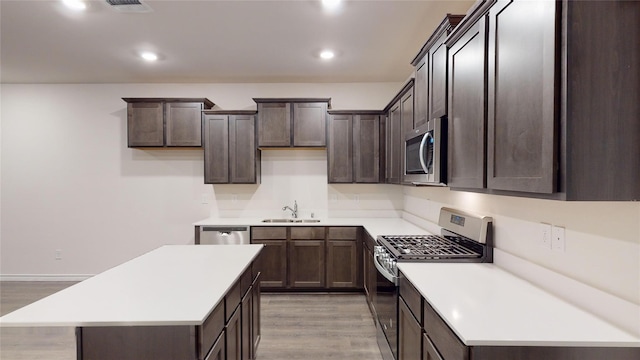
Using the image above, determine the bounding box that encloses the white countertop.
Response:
[398,262,640,347]
[193,217,430,239]
[0,245,263,327]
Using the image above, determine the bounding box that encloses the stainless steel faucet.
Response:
[282,200,298,218]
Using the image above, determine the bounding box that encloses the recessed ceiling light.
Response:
[320,50,335,60]
[62,0,86,11]
[140,51,158,62]
[322,0,341,10]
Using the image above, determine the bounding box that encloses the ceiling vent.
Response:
[105,0,152,13]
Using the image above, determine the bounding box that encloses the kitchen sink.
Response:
[261,218,321,223]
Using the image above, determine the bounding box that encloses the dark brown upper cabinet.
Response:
[446,0,640,200]
[383,80,414,185]
[123,98,214,148]
[203,111,260,184]
[254,98,330,148]
[447,12,488,190]
[411,14,465,129]
[327,111,383,184]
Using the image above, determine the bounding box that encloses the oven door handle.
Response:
[374,253,398,285]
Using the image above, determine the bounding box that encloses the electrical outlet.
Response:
[330,194,338,202]
[55,249,62,260]
[552,226,566,252]
[539,223,552,249]
[354,194,360,202]
[231,194,238,203]
[201,193,209,204]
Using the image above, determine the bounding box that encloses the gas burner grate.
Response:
[379,235,482,260]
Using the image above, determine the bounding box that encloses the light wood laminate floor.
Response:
[1,282,383,360]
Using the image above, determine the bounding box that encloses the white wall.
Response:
[402,186,640,306]
[0,82,402,278]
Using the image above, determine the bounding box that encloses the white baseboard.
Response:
[0,274,93,282]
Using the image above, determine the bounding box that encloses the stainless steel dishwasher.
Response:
[196,226,250,245]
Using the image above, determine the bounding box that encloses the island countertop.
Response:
[0,244,263,327]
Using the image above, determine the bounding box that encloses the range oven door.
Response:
[374,253,398,360]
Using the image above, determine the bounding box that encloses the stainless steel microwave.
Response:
[404,117,447,186]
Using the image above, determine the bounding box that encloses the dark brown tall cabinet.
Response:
[446,0,640,200]
[124,98,214,147]
[203,111,260,184]
[327,111,383,183]
[254,98,329,148]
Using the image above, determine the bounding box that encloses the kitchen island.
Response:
[0,244,264,360]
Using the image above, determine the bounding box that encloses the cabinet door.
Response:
[226,307,241,360]
[422,334,443,360]
[204,332,226,360]
[414,57,429,128]
[230,115,257,183]
[401,87,415,135]
[289,240,325,288]
[327,240,359,288]
[448,18,487,189]
[166,102,203,146]
[127,102,164,147]
[386,102,402,184]
[293,102,327,146]
[328,114,353,183]
[354,114,380,183]
[241,288,252,360]
[251,239,287,289]
[429,33,449,121]
[251,275,261,358]
[204,115,229,184]
[487,0,557,193]
[399,297,422,360]
[257,102,291,147]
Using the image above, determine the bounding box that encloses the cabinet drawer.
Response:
[251,227,287,240]
[399,275,422,326]
[290,227,325,240]
[225,280,242,322]
[200,300,225,359]
[328,227,358,240]
[204,331,225,360]
[424,301,468,360]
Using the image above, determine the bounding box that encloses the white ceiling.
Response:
[0,0,475,84]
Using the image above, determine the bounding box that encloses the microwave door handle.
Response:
[419,132,432,173]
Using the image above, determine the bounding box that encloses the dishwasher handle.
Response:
[201,226,249,232]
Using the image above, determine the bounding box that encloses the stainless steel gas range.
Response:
[374,207,493,360]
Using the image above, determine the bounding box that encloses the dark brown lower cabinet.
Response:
[205,332,226,360]
[251,226,362,291]
[399,297,423,360]
[252,239,287,289]
[326,227,361,289]
[241,289,252,360]
[226,300,242,360]
[289,239,325,288]
[422,334,442,360]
